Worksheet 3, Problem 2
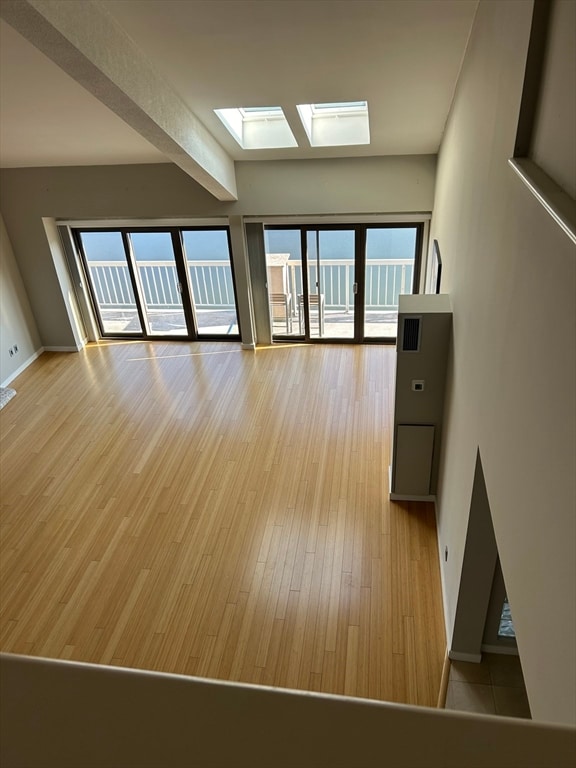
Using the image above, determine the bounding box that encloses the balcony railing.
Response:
[87,260,237,311]
[283,259,413,312]
[85,259,413,313]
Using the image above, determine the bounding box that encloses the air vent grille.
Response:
[402,317,421,352]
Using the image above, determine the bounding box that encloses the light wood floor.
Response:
[0,341,446,706]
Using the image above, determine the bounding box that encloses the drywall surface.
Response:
[2,653,575,768]
[431,0,576,724]
[0,155,435,347]
[235,155,435,215]
[0,212,41,384]
[0,199,78,350]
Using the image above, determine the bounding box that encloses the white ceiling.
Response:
[0,0,478,169]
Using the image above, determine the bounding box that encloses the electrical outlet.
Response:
[9,347,14,357]
[13,344,18,354]
[444,546,449,562]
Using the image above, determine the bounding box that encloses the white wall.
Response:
[0,212,41,385]
[431,0,576,725]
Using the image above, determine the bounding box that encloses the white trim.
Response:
[390,492,436,502]
[58,214,433,228]
[57,218,229,228]
[43,345,82,352]
[43,218,86,351]
[481,644,519,656]
[419,219,431,294]
[1,347,44,388]
[448,650,482,663]
[56,226,100,343]
[434,499,452,648]
[241,342,256,351]
[245,213,432,225]
[508,158,576,244]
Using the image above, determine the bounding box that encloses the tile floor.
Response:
[445,653,531,718]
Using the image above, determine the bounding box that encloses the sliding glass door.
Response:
[79,231,143,335]
[182,229,239,335]
[74,226,240,341]
[129,231,188,336]
[364,226,419,339]
[306,228,356,339]
[265,223,422,342]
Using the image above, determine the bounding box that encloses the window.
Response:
[214,106,297,149]
[297,101,370,147]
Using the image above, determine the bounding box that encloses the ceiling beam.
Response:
[0,0,237,201]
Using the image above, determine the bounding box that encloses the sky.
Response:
[80,227,417,263]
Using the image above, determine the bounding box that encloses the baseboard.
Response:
[390,492,436,502]
[43,345,83,352]
[1,347,44,388]
[241,342,256,351]
[437,649,451,708]
[433,498,452,651]
[481,644,519,656]
[388,464,437,503]
[448,650,482,663]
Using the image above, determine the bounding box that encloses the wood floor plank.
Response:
[0,341,446,706]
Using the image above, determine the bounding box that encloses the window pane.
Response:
[498,598,516,639]
[130,232,187,335]
[80,231,142,335]
[364,227,417,338]
[182,230,239,335]
[264,229,302,338]
[306,229,355,339]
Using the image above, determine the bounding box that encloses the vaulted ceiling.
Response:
[0,0,478,199]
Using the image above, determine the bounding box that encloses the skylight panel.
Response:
[214,106,297,149]
[297,101,370,147]
[311,101,367,112]
[240,106,283,116]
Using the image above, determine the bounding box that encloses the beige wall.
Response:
[0,212,41,385]
[0,155,435,349]
[431,0,576,725]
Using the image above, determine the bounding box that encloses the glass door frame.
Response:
[180,225,242,340]
[265,221,424,344]
[361,222,424,343]
[73,225,241,342]
[304,224,360,343]
[124,227,196,338]
[73,227,149,340]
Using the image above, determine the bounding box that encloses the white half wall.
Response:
[2,653,575,768]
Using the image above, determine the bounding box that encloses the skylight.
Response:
[214,106,297,149]
[297,101,370,147]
